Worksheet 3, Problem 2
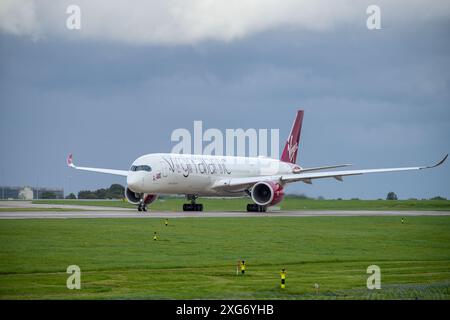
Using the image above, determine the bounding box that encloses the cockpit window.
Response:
[130,165,152,172]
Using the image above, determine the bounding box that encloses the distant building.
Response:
[18,187,34,200]
[0,186,64,200]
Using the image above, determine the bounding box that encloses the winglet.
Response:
[67,153,75,168]
[424,154,448,169]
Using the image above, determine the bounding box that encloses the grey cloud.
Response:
[0,1,449,44]
[0,11,449,199]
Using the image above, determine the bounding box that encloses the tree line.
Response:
[286,192,447,201]
[66,184,125,200]
[65,186,447,201]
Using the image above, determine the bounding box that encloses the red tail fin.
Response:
[280,110,304,164]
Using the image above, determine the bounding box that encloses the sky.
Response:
[0,0,449,199]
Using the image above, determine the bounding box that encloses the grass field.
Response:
[0,216,449,299]
[32,198,450,212]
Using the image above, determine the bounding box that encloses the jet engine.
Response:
[250,181,284,206]
[125,187,158,205]
[125,187,141,204]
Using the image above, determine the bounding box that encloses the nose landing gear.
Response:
[183,194,203,212]
[138,201,148,212]
[136,194,148,212]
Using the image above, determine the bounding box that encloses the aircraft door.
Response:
[160,160,168,178]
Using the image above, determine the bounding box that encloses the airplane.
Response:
[67,110,447,212]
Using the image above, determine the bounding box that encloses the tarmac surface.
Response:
[1,201,449,219]
[1,210,449,219]
[0,200,133,211]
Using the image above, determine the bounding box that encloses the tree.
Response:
[108,184,125,199]
[65,193,77,199]
[76,184,126,199]
[386,192,398,200]
[78,190,97,199]
[94,188,108,199]
[41,191,56,199]
[430,196,447,201]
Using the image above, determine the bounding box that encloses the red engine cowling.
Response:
[251,181,284,206]
[143,194,158,205]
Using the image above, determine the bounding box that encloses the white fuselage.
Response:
[127,153,295,197]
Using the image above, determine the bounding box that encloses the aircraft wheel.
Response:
[247,204,266,212]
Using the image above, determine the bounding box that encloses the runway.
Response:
[0,201,134,211]
[1,210,449,219]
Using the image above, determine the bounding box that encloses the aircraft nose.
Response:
[127,174,143,192]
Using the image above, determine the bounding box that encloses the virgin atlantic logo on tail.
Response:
[287,135,298,162]
[67,154,74,166]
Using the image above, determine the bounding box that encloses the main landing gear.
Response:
[183,194,203,212]
[247,204,267,212]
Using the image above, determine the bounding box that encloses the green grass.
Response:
[32,198,450,212]
[0,216,449,299]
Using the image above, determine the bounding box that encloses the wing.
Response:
[211,154,448,191]
[300,164,352,173]
[67,154,128,177]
